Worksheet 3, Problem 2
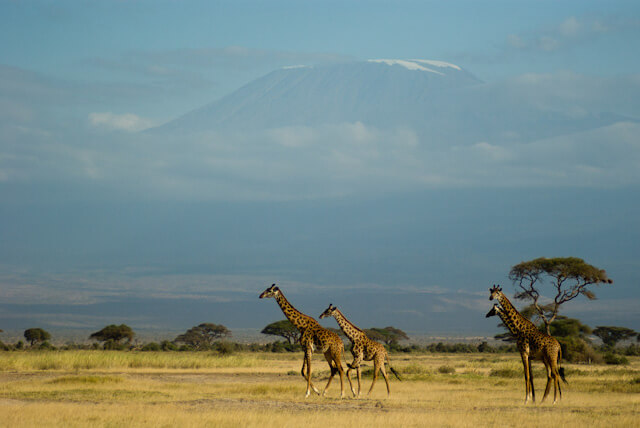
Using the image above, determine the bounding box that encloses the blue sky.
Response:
[1,1,639,337]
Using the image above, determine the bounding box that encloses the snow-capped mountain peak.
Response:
[411,59,462,71]
[368,59,462,74]
[368,59,444,74]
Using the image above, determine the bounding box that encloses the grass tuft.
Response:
[488,368,520,378]
[48,375,123,385]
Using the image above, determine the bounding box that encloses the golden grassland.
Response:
[0,351,638,427]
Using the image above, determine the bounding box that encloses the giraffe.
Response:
[319,303,401,397]
[487,285,567,404]
[259,284,350,398]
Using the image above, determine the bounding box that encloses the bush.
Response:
[489,368,520,378]
[37,341,56,350]
[214,341,236,355]
[141,342,162,352]
[103,340,127,351]
[477,342,494,353]
[622,344,640,356]
[603,352,629,365]
[437,365,455,374]
[558,337,602,363]
[265,340,300,353]
[161,340,178,351]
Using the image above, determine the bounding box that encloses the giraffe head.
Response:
[489,284,503,301]
[485,303,502,318]
[319,303,338,319]
[259,284,281,299]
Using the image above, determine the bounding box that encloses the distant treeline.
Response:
[1,339,638,365]
[2,317,639,368]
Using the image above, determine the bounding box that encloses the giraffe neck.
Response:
[274,292,315,332]
[496,292,538,336]
[331,309,365,342]
[495,307,520,337]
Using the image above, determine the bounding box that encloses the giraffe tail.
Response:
[386,356,402,381]
[559,367,568,384]
[558,348,568,384]
[390,366,402,381]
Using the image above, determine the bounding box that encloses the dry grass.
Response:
[0,351,638,427]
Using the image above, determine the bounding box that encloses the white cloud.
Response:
[503,15,636,54]
[559,16,582,37]
[88,112,154,132]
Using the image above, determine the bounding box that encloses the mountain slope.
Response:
[152,59,482,133]
[151,59,632,147]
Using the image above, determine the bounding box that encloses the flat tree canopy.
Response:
[261,320,300,344]
[24,328,51,346]
[509,257,612,334]
[174,323,231,349]
[364,326,409,345]
[593,326,637,347]
[90,324,135,343]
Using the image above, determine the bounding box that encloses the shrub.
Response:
[558,337,602,363]
[489,368,520,378]
[603,352,629,365]
[103,340,127,351]
[214,341,235,355]
[37,341,55,350]
[477,342,494,353]
[141,342,162,352]
[622,344,640,356]
[437,365,455,374]
[161,340,178,351]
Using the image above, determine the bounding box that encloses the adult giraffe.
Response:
[487,285,567,404]
[320,303,401,397]
[259,284,350,398]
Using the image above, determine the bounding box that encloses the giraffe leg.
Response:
[321,352,337,397]
[345,365,357,397]
[529,358,535,403]
[541,358,553,403]
[520,352,532,404]
[302,349,320,397]
[549,356,561,404]
[350,352,364,398]
[300,357,320,395]
[344,359,355,398]
[368,363,380,396]
[335,353,346,399]
[553,370,561,404]
[379,358,391,397]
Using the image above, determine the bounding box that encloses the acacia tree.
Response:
[509,257,612,334]
[174,323,231,350]
[90,324,135,344]
[24,328,51,346]
[261,320,301,344]
[593,326,637,348]
[364,326,409,345]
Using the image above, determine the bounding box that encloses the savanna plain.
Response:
[0,351,638,427]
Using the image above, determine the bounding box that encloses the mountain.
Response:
[150,59,630,146]
[153,59,480,134]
